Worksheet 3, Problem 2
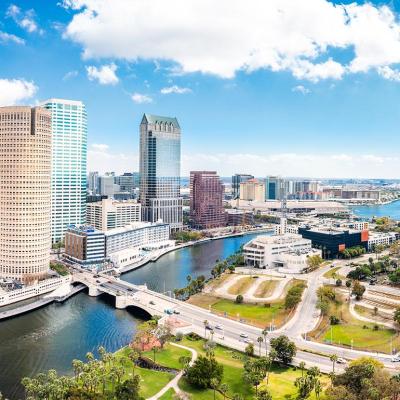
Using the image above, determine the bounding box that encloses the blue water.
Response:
[351,200,400,221]
[0,232,264,399]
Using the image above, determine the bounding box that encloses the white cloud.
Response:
[0,78,37,106]
[91,143,109,151]
[62,70,78,80]
[0,31,25,45]
[63,0,400,82]
[86,63,119,85]
[160,85,192,94]
[6,4,42,34]
[377,66,400,82]
[292,85,310,95]
[181,152,400,179]
[131,93,153,104]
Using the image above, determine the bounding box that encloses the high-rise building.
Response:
[99,175,116,196]
[240,179,265,202]
[232,174,254,199]
[114,172,139,193]
[265,176,284,200]
[86,198,141,231]
[0,106,52,280]
[190,171,226,229]
[139,114,182,231]
[88,171,99,195]
[41,99,87,244]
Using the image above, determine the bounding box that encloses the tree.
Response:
[210,378,219,400]
[203,320,209,338]
[269,335,296,364]
[256,388,272,400]
[235,294,244,304]
[299,361,306,378]
[262,328,269,356]
[243,358,268,396]
[245,343,254,356]
[306,255,324,271]
[127,348,141,376]
[220,383,229,400]
[186,355,223,389]
[284,282,306,309]
[352,281,366,300]
[330,354,338,374]
[115,376,142,400]
[257,336,264,356]
[394,307,400,325]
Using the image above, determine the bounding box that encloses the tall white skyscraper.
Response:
[41,99,87,243]
[139,114,183,231]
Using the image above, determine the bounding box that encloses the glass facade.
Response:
[42,99,87,243]
[140,114,183,230]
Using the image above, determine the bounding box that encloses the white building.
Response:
[87,198,141,231]
[243,233,321,273]
[368,232,398,251]
[105,222,170,255]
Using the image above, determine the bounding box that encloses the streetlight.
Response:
[351,339,354,351]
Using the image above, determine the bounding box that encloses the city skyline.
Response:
[1,0,400,178]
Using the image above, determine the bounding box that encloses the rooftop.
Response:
[104,221,169,237]
[142,113,180,129]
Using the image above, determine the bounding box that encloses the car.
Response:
[164,309,173,315]
[391,356,400,363]
[96,279,101,283]
[215,324,223,330]
[337,358,347,364]
[127,288,134,292]
[173,309,180,314]
[244,338,253,344]
[239,333,248,338]
[149,301,155,305]
[369,280,376,285]
[205,325,213,330]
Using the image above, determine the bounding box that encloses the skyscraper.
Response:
[139,114,182,231]
[232,174,254,199]
[190,171,226,229]
[265,176,284,200]
[41,99,87,243]
[88,171,99,195]
[0,106,52,280]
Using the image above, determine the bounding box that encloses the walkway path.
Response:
[147,343,198,400]
[349,300,395,329]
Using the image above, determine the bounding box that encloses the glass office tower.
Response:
[41,99,87,243]
[139,113,182,231]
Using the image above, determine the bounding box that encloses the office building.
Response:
[226,209,254,226]
[41,99,87,244]
[86,198,141,231]
[99,174,117,197]
[232,174,254,199]
[105,222,170,255]
[0,106,52,280]
[265,176,284,200]
[139,114,183,231]
[298,226,369,258]
[240,179,265,202]
[64,225,106,266]
[190,171,226,229]
[88,171,99,195]
[243,234,320,273]
[114,172,140,193]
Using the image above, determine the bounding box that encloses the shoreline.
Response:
[0,228,273,321]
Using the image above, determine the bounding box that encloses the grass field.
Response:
[308,287,400,354]
[142,343,192,369]
[188,293,290,328]
[323,266,344,279]
[254,280,279,298]
[227,276,256,295]
[178,337,329,400]
[158,388,176,400]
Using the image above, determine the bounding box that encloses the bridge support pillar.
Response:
[88,285,100,297]
[115,295,128,309]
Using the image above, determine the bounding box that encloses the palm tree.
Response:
[72,359,83,381]
[299,361,306,378]
[210,378,219,400]
[262,328,269,356]
[220,383,229,400]
[330,354,338,374]
[203,319,209,338]
[314,379,322,400]
[257,337,263,356]
[128,348,141,376]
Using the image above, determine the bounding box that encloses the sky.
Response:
[1,0,400,178]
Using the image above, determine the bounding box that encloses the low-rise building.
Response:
[240,179,265,202]
[243,233,320,272]
[105,222,170,255]
[86,198,141,231]
[367,232,397,251]
[226,209,254,226]
[64,225,106,266]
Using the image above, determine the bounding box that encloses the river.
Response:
[351,200,400,220]
[0,233,264,399]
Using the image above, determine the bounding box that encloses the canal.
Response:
[0,233,263,399]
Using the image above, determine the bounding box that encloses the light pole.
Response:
[351,339,354,351]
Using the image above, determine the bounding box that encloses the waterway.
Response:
[0,233,263,399]
[351,200,400,221]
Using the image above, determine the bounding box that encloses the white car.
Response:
[244,338,253,344]
[215,324,223,330]
[391,356,400,363]
[337,358,347,364]
[239,333,248,338]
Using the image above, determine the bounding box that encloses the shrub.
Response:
[235,294,244,304]
[330,315,340,325]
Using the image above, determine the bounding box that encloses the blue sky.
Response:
[1,0,400,178]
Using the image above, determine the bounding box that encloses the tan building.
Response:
[240,179,265,202]
[0,106,52,280]
[86,198,141,231]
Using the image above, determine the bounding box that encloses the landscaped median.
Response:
[188,279,306,329]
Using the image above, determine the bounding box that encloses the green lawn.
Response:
[142,343,192,369]
[179,337,329,400]
[158,388,176,400]
[323,266,343,279]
